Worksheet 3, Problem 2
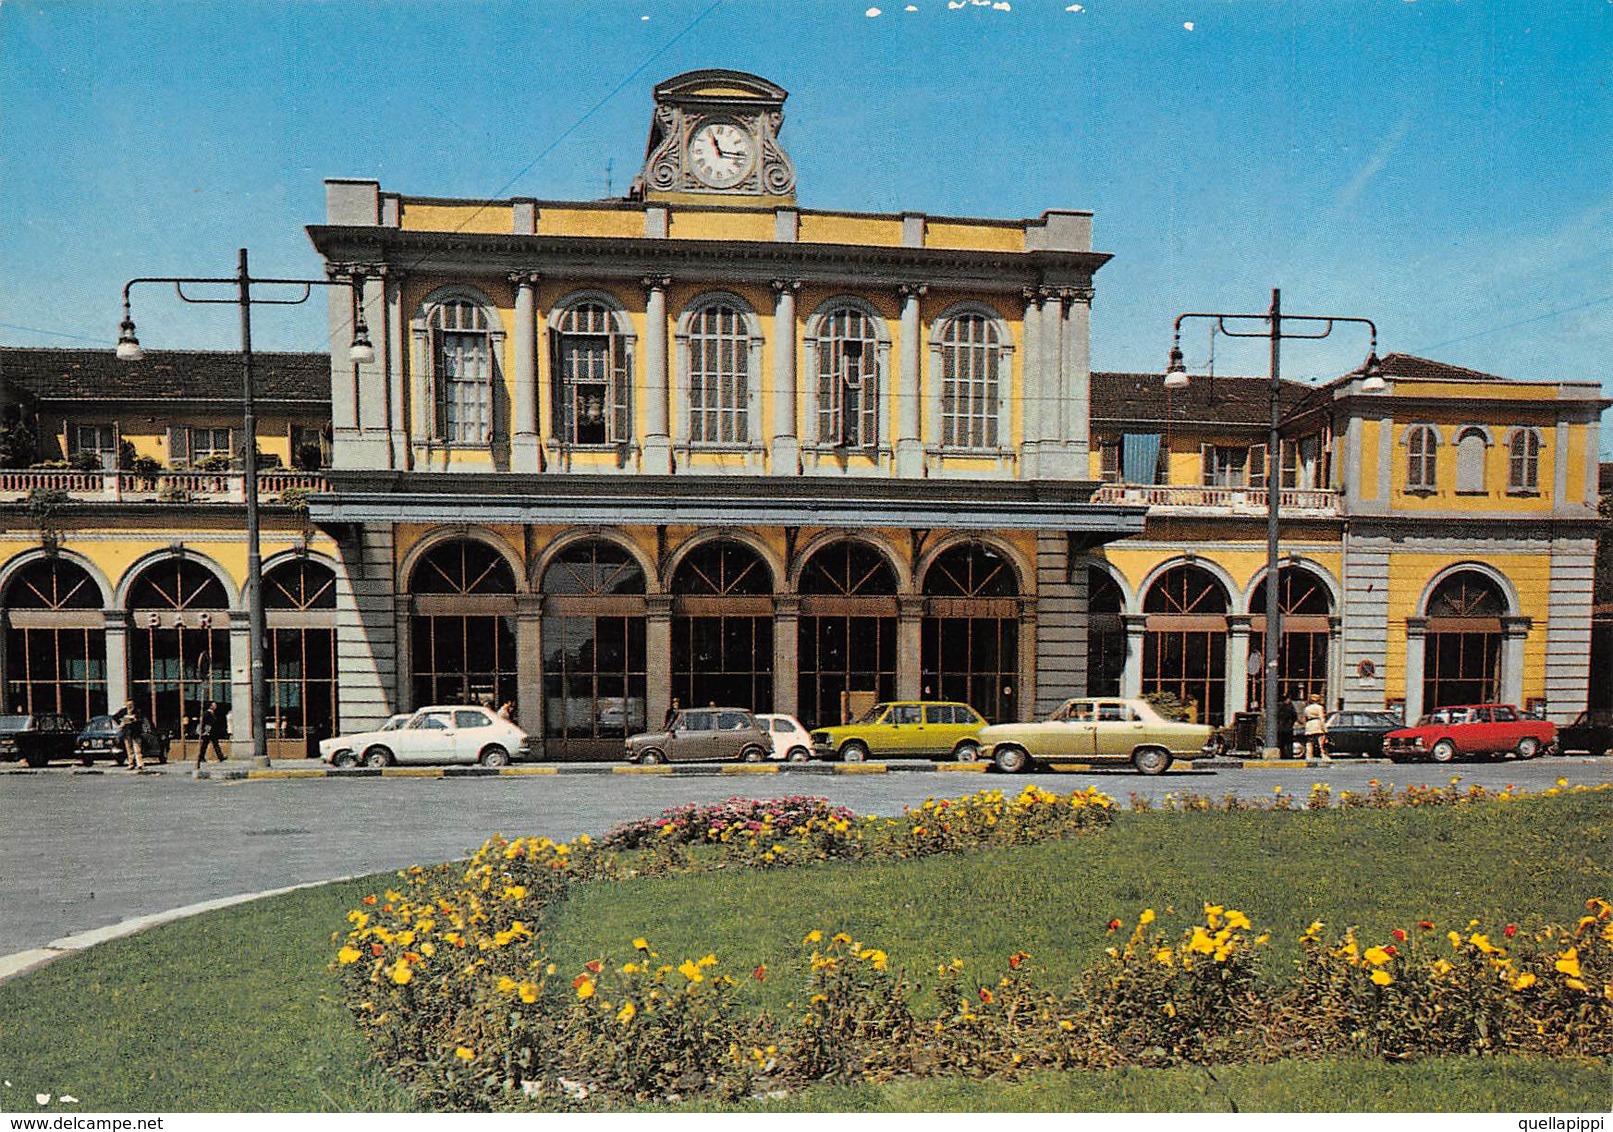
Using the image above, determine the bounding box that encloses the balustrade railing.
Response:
[1092,483,1340,514]
[0,468,326,503]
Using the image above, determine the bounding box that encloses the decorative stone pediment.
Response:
[639,69,796,203]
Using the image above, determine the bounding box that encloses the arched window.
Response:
[686,303,753,444]
[1423,570,1507,709]
[1406,425,1439,492]
[938,314,1002,449]
[921,543,1020,721]
[1247,567,1334,708]
[1507,428,1541,493]
[1141,564,1231,725]
[551,301,631,447]
[263,559,338,751]
[810,306,882,449]
[428,298,495,445]
[797,540,898,728]
[126,557,231,738]
[1453,427,1488,494]
[3,559,107,722]
[408,540,517,709]
[542,541,647,758]
[671,541,773,712]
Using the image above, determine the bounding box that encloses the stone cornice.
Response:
[304,225,1110,293]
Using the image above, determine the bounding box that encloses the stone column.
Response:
[642,277,673,474]
[1121,614,1147,700]
[381,267,410,471]
[1019,288,1041,477]
[509,272,542,473]
[1059,285,1093,470]
[515,593,544,753]
[1327,615,1344,712]
[896,283,927,477]
[1225,614,1252,718]
[1500,615,1531,709]
[773,595,800,718]
[228,612,252,754]
[770,280,801,473]
[102,611,129,712]
[897,594,924,701]
[1403,617,1427,723]
[645,594,673,728]
[1017,597,1038,722]
[395,597,415,713]
[1038,287,1062,451]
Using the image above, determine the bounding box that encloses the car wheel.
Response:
[839,741,869,763]
[1429,739,1457,764]
[23,754,47,769]
[1132,746,1172,776]
[740,745,767,763]
[992,745,1030,774]
[331,750,359,769]
[480,745,511,767]
[640,749,666,765]
[1515,737,1541,760]
[954,741,982,763]
[362,745,393,768]
[787,746,811,762]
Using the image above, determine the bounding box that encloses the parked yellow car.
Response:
[810,701,988,762]
[978,697,1215,775]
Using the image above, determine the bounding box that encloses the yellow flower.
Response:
[389,958,413,985]
[860,948,889,970]
[1448,931,1465,950]
[1364,946,1393,966]
[1225,910,1251,931]
[575,977,595,1000]
[1468,933,1497,955]
[803,930,823,945]
[1513,972,1537,990]
[1139,908,1156,925]
[497,976,519,994]
[519,982,539,1003]
[1370,969,1393,986]
[697,953,718,968]
[1153,947,1174,967]
[1555,948,1582,978]
[633,937,650,951]
[617,1001,637,1024]
[1188,927,1216,955]
[622,961,641,975]
[678,959,704,983]
[336,946,362,965]
[455,1046,475,1061]
[419,941,436,958]
[1432,959,1455,977]
[1059,1019,1075,1031]
[503,885,526,901]
[831,932,853,946]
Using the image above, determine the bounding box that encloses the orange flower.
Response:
[1418,920,1435,931]
[1107,919,1122,932]
[978,987,994,1003]
[1391,929,1408,942]
[1008,951,1030,970]
[361,895,377,905]
[752,965,767,981]
[1504,924,1518,938]
[584,958,604,974]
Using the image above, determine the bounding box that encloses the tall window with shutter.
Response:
[430,299,494,445]
[551,301,631,447]
[1406,425,1439,492]
[1507,427,1540,493]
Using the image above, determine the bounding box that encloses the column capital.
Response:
[642,275,673,294]
[1021,286,1040,304]
[897,594,926,620]
[1500,615,1533,638]
[514,593,546,618]
[507,271,542,288]
[1122,613,1149,633]
[770,278,803,296]
[1225,613,1253,630]
[1058,284,1095,306]
[773,594,802,618]
[1405,616,1428,638]
[899,282,929,300]
[645,593,673,618]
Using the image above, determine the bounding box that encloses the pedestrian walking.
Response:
[195,701,226,765]
[115,700,146,772]
[1303,693,1330,761]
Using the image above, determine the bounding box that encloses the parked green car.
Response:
[978,697,1215,775]
[810,701,988,762]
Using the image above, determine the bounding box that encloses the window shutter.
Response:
[1200,443,1214,487]
[1249,443,1267,489]
[167,424,188,464]
[66,423,78,456]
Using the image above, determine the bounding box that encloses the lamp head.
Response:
[115,316,144,362]
[1359,350,1386,393]
[348,331,375,365]
[1163,344,1190,389]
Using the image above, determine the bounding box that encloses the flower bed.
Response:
[331,780,1610,1110]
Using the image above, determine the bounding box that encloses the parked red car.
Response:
[1382,704,1556,763]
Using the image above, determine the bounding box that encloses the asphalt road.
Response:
[1,756,1608,958]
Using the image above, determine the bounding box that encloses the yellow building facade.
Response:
[0,70,1604,759]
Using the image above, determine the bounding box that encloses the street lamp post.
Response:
[1165,288,1382,758]
[117,248,372,767]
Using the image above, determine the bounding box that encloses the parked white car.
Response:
[755,713,815,761]
[320,705,530,768]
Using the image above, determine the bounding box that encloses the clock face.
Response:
[687,120,754,189]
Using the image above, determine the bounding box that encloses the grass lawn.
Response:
[0,791,1606,1112]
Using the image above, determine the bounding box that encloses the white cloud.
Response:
[1066,3,1084,10]
[866,6,882,14]
[1184,21,1196,31]
[993,1,1011,8]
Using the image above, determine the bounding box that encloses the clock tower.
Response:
[637,69,797,203]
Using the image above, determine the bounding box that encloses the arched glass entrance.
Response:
[1142,564,1230,725]
[921,544,1019,722]
[541,540,647,760]
[1247,567,1333,709]
[671,541,773,713]
[1087,566,1125,697]
[126,557,231,738]
[3,558,107,722]
[797,540,897,728]
[264,559,338,757]
[408,540,517,709]
[1424,571,1506,708]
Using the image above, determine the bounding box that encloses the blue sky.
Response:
[3,1,1609,452]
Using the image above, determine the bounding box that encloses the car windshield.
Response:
[855,704,890,725]
[380,716,408,731]
[0,716,30,732]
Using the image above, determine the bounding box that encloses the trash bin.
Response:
[1232,712,1261,753]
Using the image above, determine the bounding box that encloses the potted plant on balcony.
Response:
[26,487,70,557]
